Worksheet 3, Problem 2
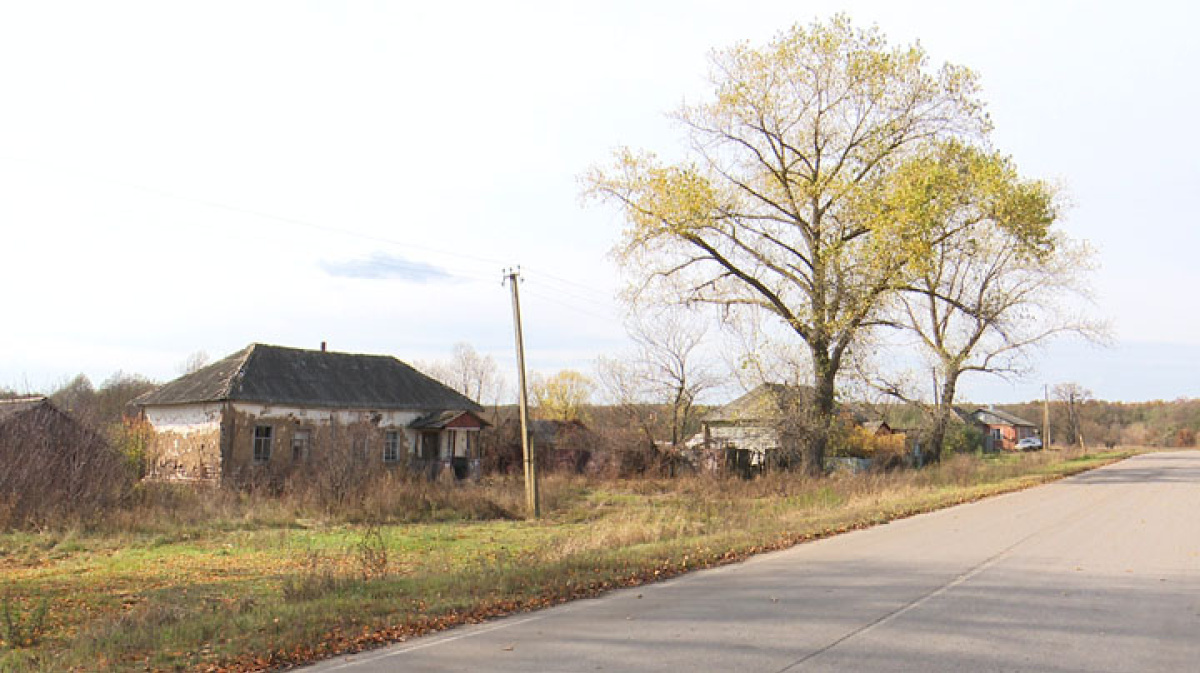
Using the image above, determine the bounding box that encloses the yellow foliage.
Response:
[837,426,908,460]
[532,370,594,422]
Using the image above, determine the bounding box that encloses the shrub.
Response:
[0,403,134,530]
[943,423,985,455]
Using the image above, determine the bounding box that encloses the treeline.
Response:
[1000,399,1200,449]
[875,397,1200,450]
[2,371,159,428]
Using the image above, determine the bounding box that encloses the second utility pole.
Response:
[505,268,539,518]
[1043,384,1051,448]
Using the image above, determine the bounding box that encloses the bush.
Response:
[943,423,985,455]
[831,426,909,469]
[0,403,134,530]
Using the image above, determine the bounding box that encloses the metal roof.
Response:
[972,407,1037,428]
[135,343,482,412]
[705,384,813,423]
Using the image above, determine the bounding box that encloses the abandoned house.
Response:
[135,343,487,483]
[701,383,815,474]
[483,413,596,474]
[702,384,909,474]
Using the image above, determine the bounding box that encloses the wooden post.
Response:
[505,268,539,518]
[1043,384,1051,448]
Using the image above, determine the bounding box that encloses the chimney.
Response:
[321,341,327,352]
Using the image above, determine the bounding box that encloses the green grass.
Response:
[0,448,1137,672]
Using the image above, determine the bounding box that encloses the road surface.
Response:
[308,451,1200,672]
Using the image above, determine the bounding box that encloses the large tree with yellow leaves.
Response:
[587,16,1055,475]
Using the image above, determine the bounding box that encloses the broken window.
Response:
[384,430,401,463]
[292,429,310,462]
[253,425,273,464]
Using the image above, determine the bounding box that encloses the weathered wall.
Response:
[144,403,223,481]
[981,423,1036,452]
[222,403,422,481]
[144,401,488,483]
[705,424,779,465]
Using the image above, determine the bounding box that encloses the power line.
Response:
[523,266,611,297]
[522,276,612,306]
[0,155,513,267]
[520,287,618,323]
[5,155,615,297]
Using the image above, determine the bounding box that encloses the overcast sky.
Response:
[1,1,1197,404]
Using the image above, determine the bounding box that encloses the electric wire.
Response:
[3,154,624,313]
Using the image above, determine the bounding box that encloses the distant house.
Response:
[135,343,487,483]
[531,419,594,473]
[971,407,1039,452]
[488,415,595,474]
[702,384,813,475]
[860,420,894,437]
[702,385,911,475]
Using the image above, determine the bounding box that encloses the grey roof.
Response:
[135,344,482,412]
[972,407,1037,428]
[862,420,891,434]
[706,384,813,423]
[951,406,977,425]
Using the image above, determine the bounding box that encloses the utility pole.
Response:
[1043,384,1051,448]
[504,268,539,518]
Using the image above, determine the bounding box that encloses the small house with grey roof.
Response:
[970,406,1038,452]
[701,383,815,474]
[135,343,487,482]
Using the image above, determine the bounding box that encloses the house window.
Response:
[353,437,370,456]
[991,428,1002,441]
[292,429,310,462]
[253,425,273,463]
[384,430,401,463]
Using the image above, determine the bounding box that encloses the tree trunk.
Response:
[805,349,837,478]
[926,374,960,464]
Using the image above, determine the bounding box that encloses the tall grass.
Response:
[28,448,1093,539]
[0,448,1136,672]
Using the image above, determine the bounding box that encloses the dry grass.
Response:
[0,447,1138,672]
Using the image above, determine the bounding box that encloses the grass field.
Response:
[0,448,1136,672]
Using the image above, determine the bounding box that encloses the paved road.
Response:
[308,451,1200,672]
